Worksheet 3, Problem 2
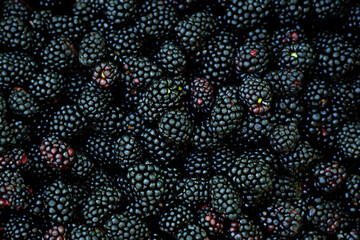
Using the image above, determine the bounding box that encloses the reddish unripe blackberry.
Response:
[197,205,225,237]
[43,225,68,240]
[92,61,119,89]
[313,161,348,193]
[190,78,214,113]
[0,148,27,171]
[39,136,75,171]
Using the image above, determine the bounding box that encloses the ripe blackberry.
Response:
[104,211,150,239]
[47,14,86,41]
[113,134,143,169]
[197,205,225,237]
[228,156,273,200]
[8,87,40,118]
[279,141,322,175]
[303,79,332,109]
[92,61,119,89]
[0,169,30,210]
[210,145,236,174]
[68,151,94,179]
[0,148,27,171]
[337,121,360,160]
[190,78,214,114]
[80,185,122,227]
[0,15,34,50]
[155,40,186,76]
[174,11,217,52]
[260,199,304,237]
[108,25,144,58]
[331,80,358,117]
[127,161,166,213]
[272,96,304,125]
[235,41,270,75]
[272,0,311,25]
[0,52,38,89]
[344,174,360,211]
[265,176,303,202]
[244,27,270,44]
[270,124,300,152]
[159,204,194,234]
[209,175,243,221]
[0,116,14,152]
[9,119,31,146]
[140,127,180,165]
[176,224,209,240]
[28,69,65,101]
[311,0,345,21]
[104,0,138,25]
[77,81,114,121]
[78,32,107,66]
[83,133,117,167]
[307,197,351,234]
[224,0,271,30]
[184,150,210,177]
[89,106,125,135]
[70,225,107,240]
[196,31,235,86]
[121,111,146,136]
[208,86,243,139]
[1,0,30,20]
[239,76,272,114]
[190,123,221,151]
[137,0,178,38]
[277,42,315,71]
[40,136,75,171]
[265,68,304,97]
[176,178,209,207]
[226,214,263,240]
[312,161,348,193]
[42,180,77,224]
[49,105,88,141]
[137,77,185,122]
[3,214,38,240]
[43,225,68,240]
[158,109,193,144]
[40,35,77,71]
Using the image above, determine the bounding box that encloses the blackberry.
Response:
[137,0,178,38]
[68,151,94,179]
[272,96,304,125]
[0,148,27,171]
[226,214,263,240]
[184,151,210,177]
[208,86,243,138]
[312,161,348,193]
[331,80,358,117]
[62,69,88,105]
[224,0,271,30]
[88,106,124,135]
[77,81,114,121]
[196,32,235,86]
[270,124,300,152]
[311,0,345,21]
[260,199,304,237]
[337,121,360,160]
[0,116,14,151]
[190,78,215,114]
[265,68,304,97]
[190,123,221,151]
[0,169,30,210]
[83,133,117,167]
[70,225,106,240]
[127,161,166,215]
[8,87,40,118]
[176,177,209,207]
[92,61,120,89]
[137,77,185,122]
[43,225,68,240]
[0,52,38,89]
[279,141,322,175]
[47,15,86,42]
[42,180,77,224]
[104,0,138,25]
[244,27,270,44]
[210,145,236,173]
[307,197,351,234]
[272,0,311,25]
[39,136,75,171]
[140,127,181,165]
[159,204,194,234]
[40,35,77,71]
[0,15,34,50]
[235,41,270,75]
[277,42,316,71]
[155,40,186,76]
[49,105,88,141]
[239,76,272,114]
[174,11,217,52]
[9,119,31,146]
[113,134,143,169]
[78,32,107,66]
[265,176,303,202]
[209,175,243,221]
[176,224,209,240]
[28,69,65,101]
[1,0,30,20]
[303,79,332,109]
[121,110,146,136]
[197,205,225,237]
[3,214,38,240]
[108,25,144,58]
[344,174,360,212]
[228,156,273,201]
[158,109,193,144]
